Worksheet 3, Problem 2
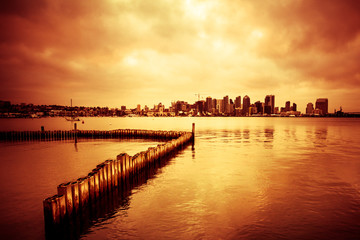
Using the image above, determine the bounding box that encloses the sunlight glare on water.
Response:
[0,117,360,240]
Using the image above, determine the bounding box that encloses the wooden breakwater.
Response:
[41,125,195,233]
[0,129,187,142]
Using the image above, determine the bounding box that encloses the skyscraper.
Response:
[265,95,275,114]
[235,96,241,108]
[243,95,250,116]
[255,101,263,114]
[315,98,328,115]
[216,99,223,113]
[206,97,213,113]
[285,101,291,112]
[223,95,229,114]
[306,103,314,114]
[212,99,217,113]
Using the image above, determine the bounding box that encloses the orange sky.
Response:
[1,0,359,112]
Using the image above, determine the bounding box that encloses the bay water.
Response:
[0,117,359,239]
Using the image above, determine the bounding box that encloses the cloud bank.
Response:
[1,0,359,111]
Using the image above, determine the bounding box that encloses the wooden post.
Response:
[77,177,89,208]
[87,174,95,203]
[57,182,73,217]
[74,123,77,143]
[105,160,112,192]
[71,181,80,213]
[43,195,61,225]
[192,123,195,138]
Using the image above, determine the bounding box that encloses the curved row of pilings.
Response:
[0,129,188,141]
[42,127,194,237]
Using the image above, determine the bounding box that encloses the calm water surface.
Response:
[0,117,360,239]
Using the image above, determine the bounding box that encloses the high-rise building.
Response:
[315,98,328,115]
[306,103,314,114]
[285,101,291,112]
[243,95,250,116]
[264,105,271,114]
[265,95,275,114]
[137,104,141,112]
[205,97,213,112]
[212,99,217,113]
[223,95,229,114]
[216,99,224,113]
[235,96,241,108]
[292,103,297,112]
[255,101,263,114]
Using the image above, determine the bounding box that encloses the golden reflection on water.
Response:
[1,118,360,239]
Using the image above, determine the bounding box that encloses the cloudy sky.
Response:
[1,0,359,112]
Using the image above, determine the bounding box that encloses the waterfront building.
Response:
[274,107,279,114]
[265,95,275,114]
[206,97,213,113]
[216,99,224,114]
[285,101,291,112]
[264,105,271,115]
[255,101,263,114]
[315,98,328,115]
[235,96,241,109]
[243,95,250,116]
[306,103,314,114]
[223,96,229,114]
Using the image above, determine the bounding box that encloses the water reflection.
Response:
[45,142,192,240]
[198,127,275,148]
[74,142,78,152]
[314,127,328,149]
[263,128,274,149]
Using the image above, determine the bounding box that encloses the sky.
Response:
[1,0,360,112]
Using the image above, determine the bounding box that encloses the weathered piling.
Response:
[71,181,80,213]
[43,195,61,225]
[77,177,89,208]
[57,182,74,217]
[74,123,78,143]
[87,173,95,203]
[0,128,191,142]
[43,194,67,227]
[42,127,194,228]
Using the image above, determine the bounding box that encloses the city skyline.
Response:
[1,94,342,117]
[1,1,360,112]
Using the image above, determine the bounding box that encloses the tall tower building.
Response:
[223,95,229,114]
[243,95,250,116]
[255,101,263,114]
[235,96,241,108]
[315,98,328,115]
[212,99,217,113]
[285,101,291,112]
[306,103,314,114]
[265,95,275,114]
[205,97,213,112]
[216,99,224,113]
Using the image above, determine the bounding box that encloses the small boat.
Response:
[65,116,81,121]
[65,99,81,121]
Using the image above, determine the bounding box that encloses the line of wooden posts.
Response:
[43,124,195,228]
[0,128,186,142]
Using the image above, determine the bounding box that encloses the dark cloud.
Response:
[0,0,359,111]
[248,0,360,88]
